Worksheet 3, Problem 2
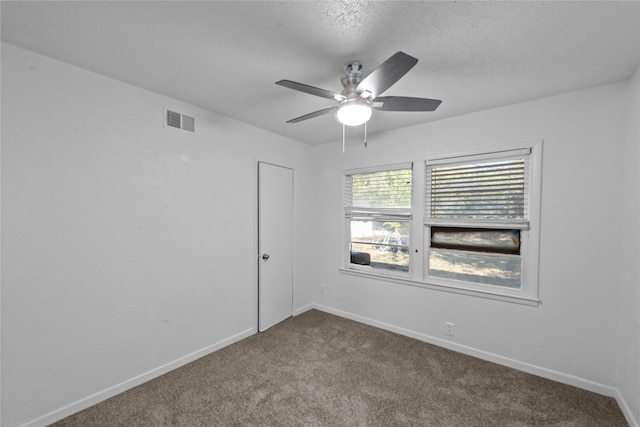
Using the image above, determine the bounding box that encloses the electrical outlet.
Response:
[446,322,455,337]
[320,284,326,295]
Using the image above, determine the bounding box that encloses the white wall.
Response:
[617,65,640,425]
[312,81,631,399]
[1,43,314,427]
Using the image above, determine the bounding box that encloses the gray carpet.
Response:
[51,309,627,426]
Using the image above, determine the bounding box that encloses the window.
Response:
[341,144,541,305]
[345,164,412,274]
[425,147,540,298]
[428,228,522,288]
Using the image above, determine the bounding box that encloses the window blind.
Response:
[345,167,412,220]
[426,154,530,226]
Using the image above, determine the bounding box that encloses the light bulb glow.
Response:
[337,102,372,126]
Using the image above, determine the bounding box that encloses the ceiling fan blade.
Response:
[357,52,418,98]
[372,96,442,112]
[286,106,339,123]
[276,80,345,101]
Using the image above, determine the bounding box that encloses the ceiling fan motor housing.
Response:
[341,61,364,95]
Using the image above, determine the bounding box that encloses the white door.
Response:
[258,162,293,332]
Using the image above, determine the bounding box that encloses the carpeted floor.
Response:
[51,309,628,426]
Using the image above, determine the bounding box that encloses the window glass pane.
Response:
[350,220,410,272]
[428,249,521,288]
[431,227,520,255]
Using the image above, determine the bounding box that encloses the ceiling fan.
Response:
[275,51,442,128]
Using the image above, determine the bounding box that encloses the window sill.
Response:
[339,268,540,307]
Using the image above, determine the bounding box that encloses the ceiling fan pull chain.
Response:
[364,122,367,149]
[342,124,346,154]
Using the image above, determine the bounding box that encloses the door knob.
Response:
[262,253,270,261]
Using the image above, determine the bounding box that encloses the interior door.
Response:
[258,162,293,332]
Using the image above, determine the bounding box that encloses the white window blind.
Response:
[426,151,530,227]
[345,166,412,221]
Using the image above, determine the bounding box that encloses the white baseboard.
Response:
[17,307,639,427]
[310,304,620,398]
[294,303,314,316]
[19,327,255,427]
[616,389,640,427]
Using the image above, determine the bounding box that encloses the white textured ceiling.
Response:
[2,1,639,145]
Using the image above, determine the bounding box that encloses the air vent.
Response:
[165,109,195,132]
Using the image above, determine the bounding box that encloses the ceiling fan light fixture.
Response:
[337,101,372,126]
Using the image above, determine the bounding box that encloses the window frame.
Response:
[340,142,543,306]
[423,144,542,302]
[343,163,414,278]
